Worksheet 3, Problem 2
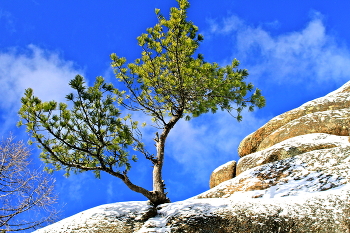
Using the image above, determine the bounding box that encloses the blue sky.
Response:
[1,0,350,228]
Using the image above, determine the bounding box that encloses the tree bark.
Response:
[152,110,183,203]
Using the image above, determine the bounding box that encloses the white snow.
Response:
[212,160,235,174]
[236,133,350,176]
[197,144,350,201]
[137,184,350,232]
[34,201,151,233]
[324,80,350,97]
[34,182,350,232]
[137,217,171,233]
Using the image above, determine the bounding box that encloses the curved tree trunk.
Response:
[152,111,183,204]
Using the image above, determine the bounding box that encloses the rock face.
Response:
[238,80,350,157]
[205,81,350,196]
[35,81,350,233]
[257,109,350,152]
[236,133,350,176]
[198,145,350,199]
[154,189,350,233]
[209,160,236,188]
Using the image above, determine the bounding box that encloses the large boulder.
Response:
[238,81,350,157]
[236,133,350,176]
[257,109,350,152]
[209,160,236,188]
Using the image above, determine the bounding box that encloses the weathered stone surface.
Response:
[36,188,350,233]
[257,109,350,152]
[36,142,350,233]
[196,145,350,199]
[147,190,350,233]
[238,81,350,157]
[236,133,350,176]
[209,160,236,188]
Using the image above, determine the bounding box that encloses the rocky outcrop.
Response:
[210,81,350,197]
[197,145,350,199]
[236,133,350,176]
[238,80,350,157]
[257,109,350,152]
[196,81,350,231]
[209,160,236,188]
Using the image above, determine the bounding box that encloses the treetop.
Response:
[111,0,264,124]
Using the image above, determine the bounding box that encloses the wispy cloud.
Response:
[166,111,267,185]
[0,9,16,33]
[0,45,83,134]
[55,172,90,210]
[207,15,244,35]
[207,13,350,86]
[109,101,267,189]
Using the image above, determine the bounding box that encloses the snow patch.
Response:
[197,145,350,200]
[34,201,151,233]
[212,160,235,173]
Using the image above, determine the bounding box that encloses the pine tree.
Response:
[19,0,265,205]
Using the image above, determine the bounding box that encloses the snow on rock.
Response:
[237,133,350,176]
[324,80,350,96]
[34,201,155,233]
[238,80,350,157]
[197,145,350,199]
[36,186,350,233]
[137,185,350,232]
[209,160,236,189]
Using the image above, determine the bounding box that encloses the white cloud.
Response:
[112,103,268,188]
[0,45,83,134]
[207,13,350,85]
[55,172,91,206]
[207,15,244,35]
[166,111,267,184]
[107,181,114,203]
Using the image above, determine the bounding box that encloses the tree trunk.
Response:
[109,112,183,206]
[150,129,170,205]
[152,111,183,204]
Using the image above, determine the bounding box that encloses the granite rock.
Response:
[236,133,350,176]
[209,160,236,188]
[238,81,350,157]
[197,145,350,199]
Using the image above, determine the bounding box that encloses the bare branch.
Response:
[0,136,58,232]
